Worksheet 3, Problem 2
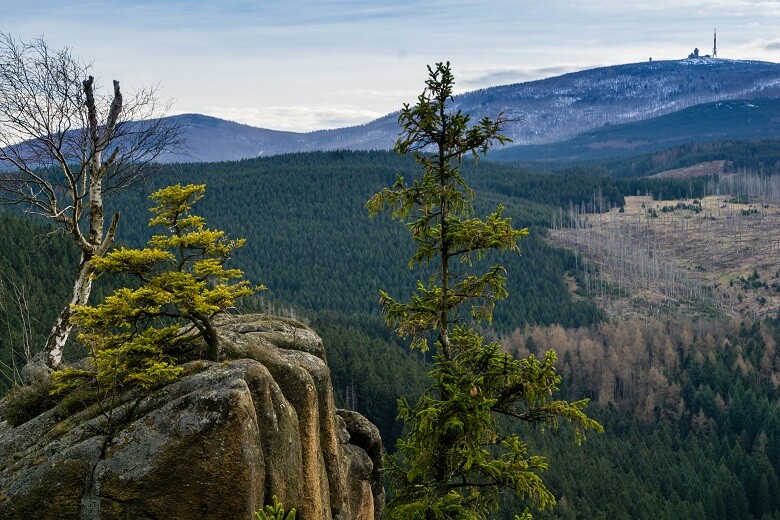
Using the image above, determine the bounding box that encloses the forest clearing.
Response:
[551,176,780,320]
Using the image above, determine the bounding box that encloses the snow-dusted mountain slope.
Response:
[157,59,780,162]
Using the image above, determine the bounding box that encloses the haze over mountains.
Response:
[166,58,780,163]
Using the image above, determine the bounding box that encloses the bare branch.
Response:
[0,33,182,368]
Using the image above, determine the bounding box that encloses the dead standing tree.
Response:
[0,34,182,369]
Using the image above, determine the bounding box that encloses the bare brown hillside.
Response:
[550,179,780,320]
[650,160,728,179]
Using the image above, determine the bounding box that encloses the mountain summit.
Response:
[162,59,780,162]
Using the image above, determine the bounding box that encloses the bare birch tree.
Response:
[0,34,183,369]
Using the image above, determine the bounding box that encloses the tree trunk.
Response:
[201,317,220,362]
[44,254,95,368]
[40,78,122,369]
[437,97,451,360]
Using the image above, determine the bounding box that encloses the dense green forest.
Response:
[500,317,780,519]
[109,151,608,330]
[506,138,780,179]
[2,147,780,517]
[0,214,79,392]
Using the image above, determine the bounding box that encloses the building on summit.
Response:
[688,29,718,59]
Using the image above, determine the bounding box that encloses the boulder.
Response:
[336,409,385,519]
[0,314,383,519]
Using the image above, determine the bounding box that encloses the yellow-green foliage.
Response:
[254,495,296,520]
[54,184,260,395]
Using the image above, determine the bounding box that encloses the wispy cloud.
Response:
[459,66,589,89]
[199,105,386,132]
[5,0,780,132]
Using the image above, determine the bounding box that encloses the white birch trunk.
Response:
[45,256,95,368]
[42,77,121,369]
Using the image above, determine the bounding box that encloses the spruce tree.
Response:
[56,183,258,393]
[367,62,602,519]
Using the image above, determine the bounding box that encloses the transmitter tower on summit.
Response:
[713,28,718,58]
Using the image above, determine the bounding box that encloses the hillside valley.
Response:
[552,189,780,321]
[3,144,780,517]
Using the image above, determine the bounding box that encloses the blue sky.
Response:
[5,0,780,131]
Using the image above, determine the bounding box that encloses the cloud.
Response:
[738,37,780,58]
[329,88,418,102]
[198,105,386,132]
[458,66,588,89]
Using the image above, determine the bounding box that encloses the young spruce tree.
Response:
[367,62,603,519]
[56,183,258,393]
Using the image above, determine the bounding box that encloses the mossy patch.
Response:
[54,385,101,419]
[0,378,58,427]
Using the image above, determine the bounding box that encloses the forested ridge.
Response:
[509,138,780,179]
[491,99,780,166]
[109,151,609,329]
[0,214,80,385]
[2,147,780,517]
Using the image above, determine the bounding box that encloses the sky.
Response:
[4,0,780,132]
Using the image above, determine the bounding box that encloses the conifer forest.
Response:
[3,139,780,517]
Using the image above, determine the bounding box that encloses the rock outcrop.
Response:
[0,314,383,519]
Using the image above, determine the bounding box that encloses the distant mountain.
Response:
[0,58,760,164]
[161,58,780,163]
[490,98,780,163]
[164,112,400,162]
[166,114,303,162]
[454,58,780,142]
